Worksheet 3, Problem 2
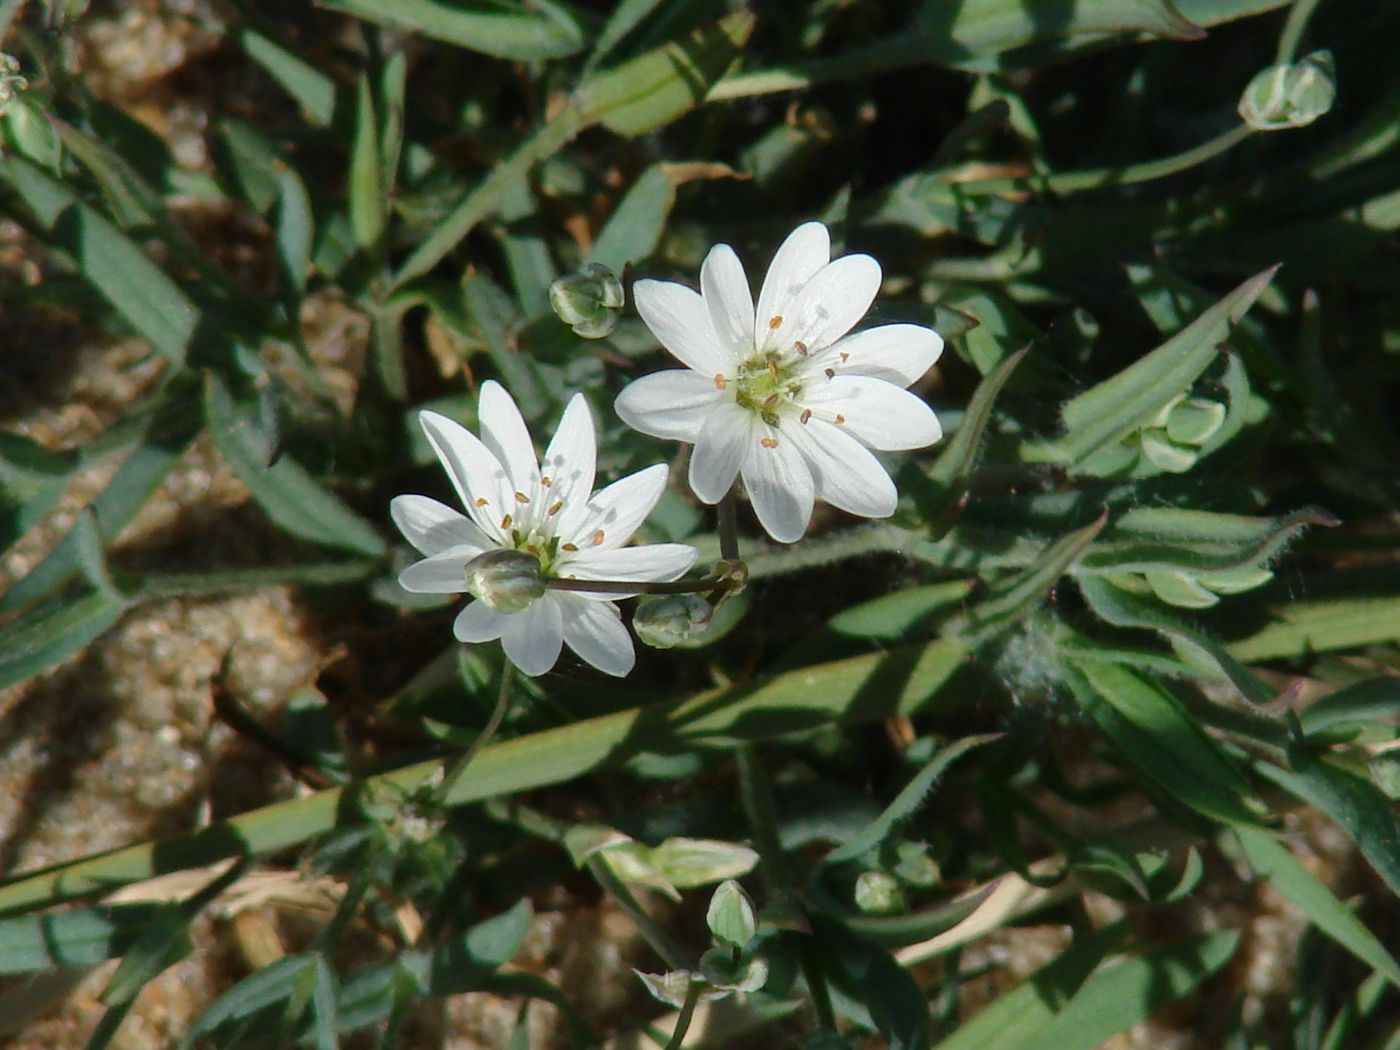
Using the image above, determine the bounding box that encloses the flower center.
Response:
[511,531,559,575]
[733,351,803,426]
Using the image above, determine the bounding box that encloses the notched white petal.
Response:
[615,370,724,442]
[633,279,731,375]
[418,410,513,537]
[785,418,897,519]
[741,428,815,543]
[559,594,635,677]
[773,254,881,354]
[501,596,564,676]
[570,463,670,552]
[390,494,489,557]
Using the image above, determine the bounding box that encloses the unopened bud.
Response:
[651,837,759,889]
[706,879,757,949]
[1,94,62,169]
[634,593,712,649]
[463,549,545,613]
[854,870,905,915]
[0,54,25,116]
[1238,50,1336,131]
[549,263,626,338]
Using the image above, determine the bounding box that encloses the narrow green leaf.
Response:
[1233,827,1400,986]
[901,346,1027,529]
[0,906,158,974]
[1016,930,1240,1050]
[454,899,532,974]
[1300,678,1400,738]
[815,915,929,1050]
[1063,660,1265,826]
[578,12,755,137]
[825,735,1001,864]
[0,588,130,691]
[180,954,320,1050]
[779,580,975,668]
[1081,506,1330,576]
[0,432,74,555]
[204,375,386,557]
[932,923,1127,1050]
[212,118,282,215]
[1227,593,1400,663]
[1,156,200,364]
[1045,267,1277,466]
[276,166,314,296]
[238,27,337,126]
[497,179,556,319]
[947,512,1106,639]
[320,0,584,60]
[0,639,970,913]
[349,73,384,251]
[1254,755,1400,898]
[584,0,667,71]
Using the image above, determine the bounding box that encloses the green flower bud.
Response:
[1164,397,1226,446]
[549,263,626,338]
[1238,51,1336,131]
[634,593,712,649]
[1,94,62,169]
[463,549,545,613]
[0,53,26,116]
[854,870,905,915]
[889,841,942,888]
[650,837,759,889]
[706,879,757,949]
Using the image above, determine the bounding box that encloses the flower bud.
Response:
[1,94,62,169]
[549,263,626,338]
[706,879,757,949]
[0,53,26,116]
[463,549,545,613]
[634,593,712,649]
[650,837,759,889]
[854,870,905,915]
[1238,51,1336,131]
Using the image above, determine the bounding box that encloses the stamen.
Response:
[839,351,850,362]
[767,358,780,379]
[794,340,808,356]
[800,408,812,424]
[835,414,846,425]
[760,437,779,449]
[548,500,563,516]
[714,374,727,391]
[501,513,513,528]
[475,497,489,507]
[824,368,836,379]
[541,476,553,487]
[768,315,783,329]
[514,491,530,504]
[562,542,579,552]
[762,393,780,409]
[591,529,606,546]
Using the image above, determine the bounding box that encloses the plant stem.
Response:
[735,745,787,894]
[1276,0,1325,64]
[717,491,740,561]
[664,978,705,1050]
[545,574,729,596]
[434,662,515,804]
[586,855,689,972]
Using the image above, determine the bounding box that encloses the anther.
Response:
[591,529,606,546]
[835,414,846,425]
[541,476,553,487]
[548,500,563,516]
[714,374,727,390]
[760,437,779,449]
[762,393,780,409]
[562,542,578,552]
[800,408,812,424]
[840,351,850,362]
[514,491,530,504]
[794,340,808,356]
[824,368,835,379]
[501,513,513,528]
[767,358,780,379]
[768,315,783,329]
[475,497,489,507]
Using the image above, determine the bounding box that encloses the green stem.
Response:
[370,300,409,402]
[717,492,740,561]
[942,123,1255,197]
[434,663,516,804]
[799,948,838,1033]
[664,978,705,1050]
[586,854,689,972]
[1276,0,1325,64]
[735,745,786,896]
[392,108,583,288]
[545,574,729,596]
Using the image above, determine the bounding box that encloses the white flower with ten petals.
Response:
[392,381,697,677]
[616,221,944,543]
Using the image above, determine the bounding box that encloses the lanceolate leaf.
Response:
[0,905,159,974]
[319,0,585,60]
[1080,506,1332,576]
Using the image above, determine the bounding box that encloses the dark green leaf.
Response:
[238,27,337,126]
[0,906,158,973]
[320,0,585,60]
[0,588,129,691]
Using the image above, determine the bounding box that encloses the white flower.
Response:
[391,381,698,677]
[616,221,944,543]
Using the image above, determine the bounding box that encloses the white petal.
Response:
[816,324,944,387]
[390,494,491,557]
[477,380,539,492]
[755,221,830,341]
[741,427,815,543]
[615,370,725,442]
[454,600,509,642]
[569,463,669,552]
[398,544,474,593]
[803,376,942,451]
[688,402,751,504]
[633,279,733,375]
[563,543,698,599]
[418,411,512,539]
[784,418,897,519]
[771,254,881,354]
[558,594,635,677]
[541,393,597,539]
[500,596,564,676]
[701,243,755,362]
